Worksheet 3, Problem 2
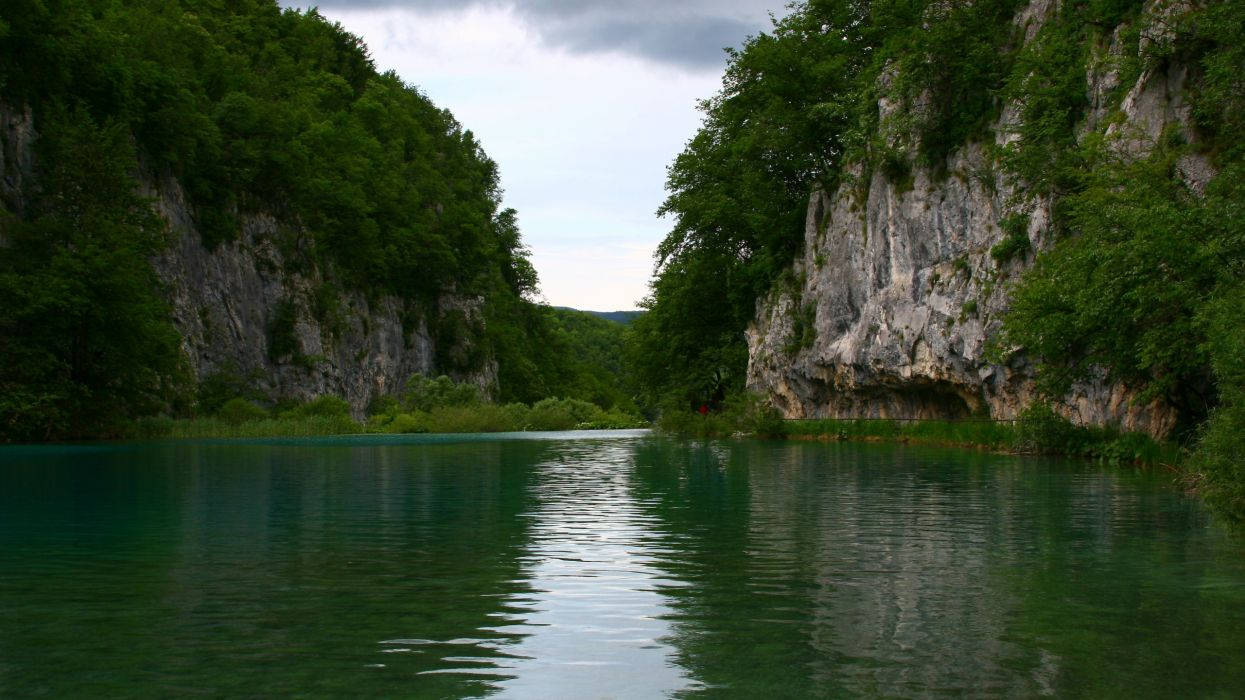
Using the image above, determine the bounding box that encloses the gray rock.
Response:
[746,0,1202,437]
[146,174,496,418]
[1,103,497,419]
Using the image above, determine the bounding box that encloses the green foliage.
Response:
[487,303,638,410]
[771,406,1178,464]
[1013,403,1081,454]
[433,309,487,374]
[140,414,362,439]
[0,106,185,441]
[998,147,1240,431]
[217,398,269,425]
[886,0,1029,171]
[1180,0,1245,163]
[403,375,480,412]
[656,393,783,438]
[267,299,301,363]
[998,7,1092,194]
[990,213,1032,264]
[1187,285,1245,524]
[994,0,1244,488]
[371,375,644,434]
[310,282,348,338]
[782,417,1019,450]
[279,395,351,419]
[630,0,1051,407]
[784,302,817,355]
[0,0,630,438]
[628,0,1241,520]
[196,364,266,415]
[1011,403,1178,463]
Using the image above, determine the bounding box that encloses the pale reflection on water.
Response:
[0,433,1243,697]
[420,440,700,697]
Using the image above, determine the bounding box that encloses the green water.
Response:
[1,431,1242,697]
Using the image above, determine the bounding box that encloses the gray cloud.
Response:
[288,0,780,67]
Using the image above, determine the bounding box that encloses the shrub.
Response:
[990,213,1032,264]
[1013,402,1079,454]
[403,374,480,412]
[384,413,430,434]
[527,398,597,431]
[656,392,782,437]
[280,395,352,419]
[367,394,401,420]
[217,398,269,425]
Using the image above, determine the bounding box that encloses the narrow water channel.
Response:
[1,432,1242,696]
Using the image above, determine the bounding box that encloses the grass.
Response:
[129,395,647,440]
[369,401,646,434]
[776,418,1181,465]
[131,415,364,439]
[782,418,1018,450]
[659,400,1182,467]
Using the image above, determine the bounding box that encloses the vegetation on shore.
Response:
[130,375,644,440]
[0,1,640,441]
[659,399,1181,465]
[627,0,1244,525]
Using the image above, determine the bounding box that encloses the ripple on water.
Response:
[1,436,1243,697]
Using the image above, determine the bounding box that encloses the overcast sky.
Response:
[282,0,791,310]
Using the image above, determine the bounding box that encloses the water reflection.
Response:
[1,434,1243,697]
[423,439,697,697]
[627,439,1245,697]
[0,438,547,696]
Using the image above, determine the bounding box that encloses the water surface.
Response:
[1,432,1242,696]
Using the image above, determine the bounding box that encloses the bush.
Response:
[217,398,269,425]
[367,394,401,419]
[1190,402,1245,525]
[381,412,429,434]
[280,395,352,419]
[403,375,480,412]
[656,392,783,437]
[990,213,1032,264]
[527,398,597,431]
[1013,402,1080,454]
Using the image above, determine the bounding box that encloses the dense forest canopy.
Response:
[627,0,1242,517]
[0,0,635,439]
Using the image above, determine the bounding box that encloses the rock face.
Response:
[0,104,36,218]
[2,102,495,417]
[746,0,1201,437]
[146,174,496,417]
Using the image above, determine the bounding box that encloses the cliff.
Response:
[746,0,1208,437]
[146,173,496,417]
[1,102,495,419]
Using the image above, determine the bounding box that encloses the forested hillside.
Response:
[628,0,1243,519]
[0,0,632,440]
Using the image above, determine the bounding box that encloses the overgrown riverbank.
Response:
[657,398,1245,525]
[661,402,1178,464]
[128,375,645,440]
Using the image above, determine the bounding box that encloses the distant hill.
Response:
[555,308,645,325]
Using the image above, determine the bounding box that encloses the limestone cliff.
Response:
[148,174,497,416]
[746,0,1205,437]
[2,103,496,417]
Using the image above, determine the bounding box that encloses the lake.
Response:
[1,431,1242,697]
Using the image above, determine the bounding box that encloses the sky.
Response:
[280,0,792,311]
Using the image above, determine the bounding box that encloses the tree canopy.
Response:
[0,0,635,439]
